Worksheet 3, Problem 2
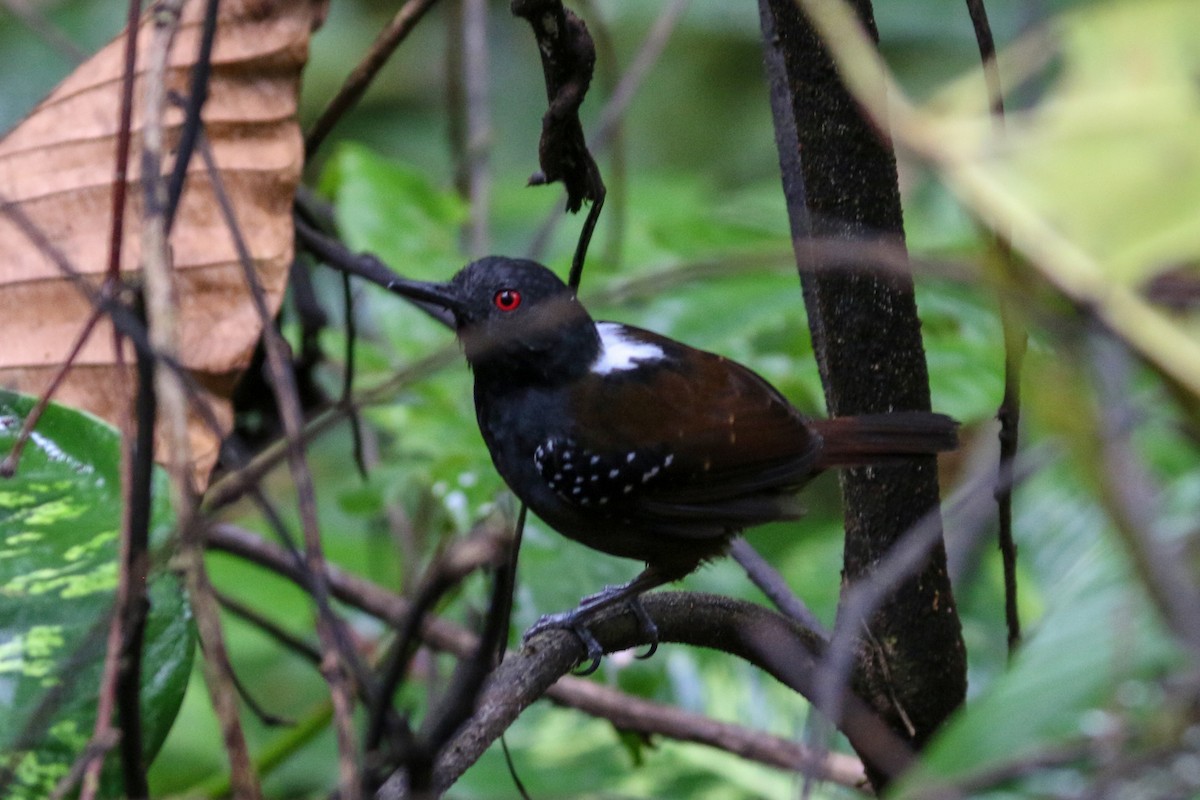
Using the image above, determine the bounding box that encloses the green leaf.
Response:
[989,0,1200,285]
[892,465,1186,798]
[320,142,468,281]
[0,391,193,799]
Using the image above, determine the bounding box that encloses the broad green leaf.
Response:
[0,391,193,799]
[320,141,468,282]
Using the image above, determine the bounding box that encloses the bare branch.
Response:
[139,2,261,796]
[205,524,874,791]
[198,131,363,799]
[306,0,440,156]
[1090,333,1200,652]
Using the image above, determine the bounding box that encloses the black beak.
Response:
[388,277,462,329]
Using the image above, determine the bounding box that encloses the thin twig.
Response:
[205,523,872,791]
[211,589,316,727]
[408,534,514,795]
[106,0,142,285]
[165,0,221,228]
[77,3,147,796]
[215,589,323,666]
[200,345,460,512]
[365,526,506,764]
[995,289,1026,654]
[1090,333,1200,652]
[964,0,1024,656]
[197,131,362,800]
[461,0,491,257]
[47,732,120,800]
[567,189,604,290]
[730,539,828,634]
[0,0,87,62]
[113,294,157,798]
[575,0,626,268]
[592,0,690,153]
[140,3,262,796]
[964,0,1004,117]
[0,306,103,477]
[305,0,442,156]
[341,270,369,477]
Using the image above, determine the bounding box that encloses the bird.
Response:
[389,256,957,667]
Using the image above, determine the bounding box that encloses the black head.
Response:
[390,256,600,382]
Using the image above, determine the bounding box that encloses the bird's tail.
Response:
[811,411,959,467]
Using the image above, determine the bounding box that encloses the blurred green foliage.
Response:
[4,0,1200,797]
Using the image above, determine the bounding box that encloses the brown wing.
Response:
[542,325,821,534]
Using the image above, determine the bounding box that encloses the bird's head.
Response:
[389,256,599,381]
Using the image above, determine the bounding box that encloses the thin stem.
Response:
[461,0,491,257]
[0,0,87,62]
[113,294,157,799]
[139,2,261,795]
[963,0,1023,654]
[165,0,221,229]
[197,131,363,800]
[730,539,828,634]
[305,0,442,156]
[0,307,103,477]
[78,3,146,796]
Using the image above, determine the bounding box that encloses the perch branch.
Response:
[422,593,910,794]
[205,524,872,791]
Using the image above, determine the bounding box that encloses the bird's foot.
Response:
[628,596,659,661]
[523,585,661,675]
[524,608,606,675]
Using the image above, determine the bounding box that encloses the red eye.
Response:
[493,289,521,311]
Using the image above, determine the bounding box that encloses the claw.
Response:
[570,619,605,674]
[522,590,662,670]
[524,609,605,672]
[523,567,674,671]
[629,596,659,660]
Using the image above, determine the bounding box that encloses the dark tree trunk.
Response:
[757,0,967,785]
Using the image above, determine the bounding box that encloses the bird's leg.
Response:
[523,566,670,674]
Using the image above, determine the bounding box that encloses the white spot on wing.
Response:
[591,323,665,374]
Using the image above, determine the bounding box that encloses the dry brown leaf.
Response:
[0,0,328,484]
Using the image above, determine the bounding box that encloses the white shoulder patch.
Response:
[591,323,665,375]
